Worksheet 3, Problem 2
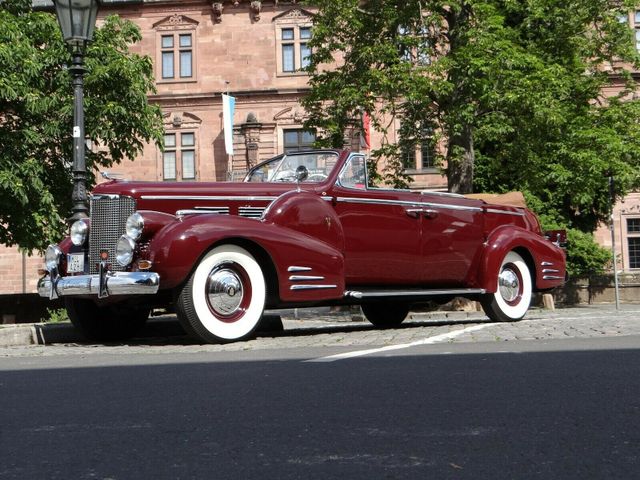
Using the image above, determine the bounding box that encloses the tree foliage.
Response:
[304,0,640,274]
[0,1,163,252]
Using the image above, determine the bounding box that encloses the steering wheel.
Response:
[307,173,328,181]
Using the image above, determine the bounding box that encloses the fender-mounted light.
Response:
[45,244,63,272]
[70,219,89,246]
[126,212,145,241]
[116,235,135,266]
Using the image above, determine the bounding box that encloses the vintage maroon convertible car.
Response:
[39,150,566,343]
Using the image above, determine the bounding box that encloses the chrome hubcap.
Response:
[207,266,244,317]
[499,268,520,303]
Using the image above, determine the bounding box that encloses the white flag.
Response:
[222,94,236,156]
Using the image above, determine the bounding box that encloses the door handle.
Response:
[423,209,438,219]
[405,208,422,219]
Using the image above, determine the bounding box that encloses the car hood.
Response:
[92,179,305,200]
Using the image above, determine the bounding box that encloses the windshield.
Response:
[244,152,339,183]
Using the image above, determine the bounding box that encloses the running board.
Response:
[344,288,486,300]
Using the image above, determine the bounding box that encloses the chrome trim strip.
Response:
[335,197,483,213]
[290,284,338,291]
[90,193,122,200]
[141,195,278,202]
[194,206,230,213]
[543,275,564,280]
[38,272,160,298]
[541,261,554,266]
[176,209,226,217]
[288,266,312,272]
[485,208,525,217]
[421,190,465,198]
[542,268,560,274]
[289,275,325,281]
[239,206,267,219]
[345,288,486,299]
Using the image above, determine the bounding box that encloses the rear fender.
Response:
[147,214,345,302]
[478,225,567,293]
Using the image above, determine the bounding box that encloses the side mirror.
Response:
[295,165,309,183]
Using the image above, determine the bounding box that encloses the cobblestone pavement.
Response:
[1,304,639,359]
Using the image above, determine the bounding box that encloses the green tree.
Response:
[304,0,640,274]
[0,1,163,252]
[304,0,640,197]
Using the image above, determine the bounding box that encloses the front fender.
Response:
[478,225,566,292]
[147,214,345,302]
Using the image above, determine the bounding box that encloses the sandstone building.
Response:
[1,1,638,321]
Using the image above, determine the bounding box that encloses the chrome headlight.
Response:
[116,235,135,266]
[70,220,89,246]
[125,212,144,241]
[45,244,62,272]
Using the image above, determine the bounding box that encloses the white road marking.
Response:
[305,323,499,363]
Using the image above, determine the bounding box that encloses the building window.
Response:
[401,130,437,171]
[634,11,640,51]
[399,25,430,66]
[283,129,315,152]
[154,15,198,83]
[628,218,640,269]
[629,238,640,269]
[278,26,312,74]
[163,133,177,180]
[300,27,312,68]
[401,143,417,170]
[161,33,193,79]
[163,132,197,180]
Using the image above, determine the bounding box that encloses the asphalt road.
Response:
[1,325,639,479]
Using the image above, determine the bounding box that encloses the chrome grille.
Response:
[89,195,136,274]
[239,206,266,219]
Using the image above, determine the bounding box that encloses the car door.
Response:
[330,155,423,285]
[418,193,485,286]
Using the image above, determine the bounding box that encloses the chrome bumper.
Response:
[38,272,160,299]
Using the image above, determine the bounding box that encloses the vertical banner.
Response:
[222,93,236,156]
[360,110,371,150]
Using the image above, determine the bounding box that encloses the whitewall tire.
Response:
[176,245,266,343]
[481,251,532,322]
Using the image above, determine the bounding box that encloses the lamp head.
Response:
[54,0,99,49]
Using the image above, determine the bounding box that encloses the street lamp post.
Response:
[53,0,99,223]
[609,175,621,310]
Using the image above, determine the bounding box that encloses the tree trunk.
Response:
[446,123,475,194]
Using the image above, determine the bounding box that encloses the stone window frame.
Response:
[153,14,199,85]
[274,9,314,77]
[162,131,197,181]
[161,112,202,181]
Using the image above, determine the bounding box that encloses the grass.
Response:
[43,308,70,324]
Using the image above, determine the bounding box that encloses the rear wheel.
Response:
[481,251,532,322]
[65,299,149,342]
[176,245,266,343]
[361,302,410,328]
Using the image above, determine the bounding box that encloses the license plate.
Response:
[67,253,85,273]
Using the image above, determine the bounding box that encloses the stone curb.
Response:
[0,323,85,347]
[0,324,39,347]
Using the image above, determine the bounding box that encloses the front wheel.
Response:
[65,299,149,342]
[176,245,266,343]
[481,251,532,322]
[361,302,410,328]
